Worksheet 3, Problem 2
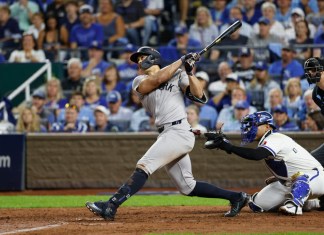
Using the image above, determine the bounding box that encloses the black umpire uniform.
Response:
[303,57,324,166]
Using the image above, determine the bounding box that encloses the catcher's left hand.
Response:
[204,130,233,153]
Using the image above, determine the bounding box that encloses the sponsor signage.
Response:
[0,134,25,191]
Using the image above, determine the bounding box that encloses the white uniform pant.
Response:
[137,120,197,195]
[254,169,324,211]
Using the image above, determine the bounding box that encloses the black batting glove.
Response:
[184,58,195,75]
[180,52,200,64]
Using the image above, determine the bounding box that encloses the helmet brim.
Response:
[130,52,149,64]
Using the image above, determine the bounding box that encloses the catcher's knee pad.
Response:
[289,173,310,207]
[248,193,264,213]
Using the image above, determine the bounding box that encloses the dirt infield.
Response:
[1,206,324,234]
[1,189,324,234]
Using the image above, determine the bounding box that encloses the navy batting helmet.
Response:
[130,46,162,69]
[240,111,276,145]
[304,57,323,84]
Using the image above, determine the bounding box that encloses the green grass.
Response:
[0,195,228,208]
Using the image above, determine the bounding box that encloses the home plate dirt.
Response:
[1,206,324,234]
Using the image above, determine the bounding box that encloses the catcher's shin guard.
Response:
[289,173,310,207]
[248,193,264,213]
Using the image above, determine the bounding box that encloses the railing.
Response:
[0,60,52,115]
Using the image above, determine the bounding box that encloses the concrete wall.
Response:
[26,133,324,189]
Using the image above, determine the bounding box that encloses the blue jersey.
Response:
[70,23,104,47]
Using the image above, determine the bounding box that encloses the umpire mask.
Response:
[304,58,323,84]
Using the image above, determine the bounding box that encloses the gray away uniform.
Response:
[132,69,196,195]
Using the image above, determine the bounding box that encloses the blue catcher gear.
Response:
[288,173,311,207]
[240,111,276,145]
[304,57,323,84]
[130,46,162,70]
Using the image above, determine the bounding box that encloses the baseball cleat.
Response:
[224,192,249,217]
[279,202,302,215]
[85,200,117,221]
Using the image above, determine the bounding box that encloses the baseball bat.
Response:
[198,20,242,56]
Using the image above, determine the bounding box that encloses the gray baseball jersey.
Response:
[132,69,198,195]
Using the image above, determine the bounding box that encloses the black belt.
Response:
[158,119,182,133]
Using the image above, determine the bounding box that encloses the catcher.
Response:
[204,111,324,215]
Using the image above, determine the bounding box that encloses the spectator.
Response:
[167,25,201,60]
[106,90,133,130]
[210,18,248,63]
[283,77,304,120]
[186,104,207,132]
[272,104,300,131]
[70,4,104,50]
[247,16,283,62]
[275,0,293,28]
[95,0,126,47]
[246,61,280,110]
[291,0,318,15]
[219,6,254,39]
[8,32,46,62]
[33,0,53,14]
[82,76,106,109]
[289,18,313,61]
[44,78,68,111]
[28,89,55,129]
[50,103,88,133]
[0,5,21,49]
[56,91,95,128]
[286,8,316,42]
[92,105,121,132]
[253,2,285,42]
[306,0,324,28]
[242,0,262,25]
[301,110,324,131]
[129,108,155,132]
[122,89,141,112]
[268,45,304,89]
[208,61,232,96]
[60,0,80,47]
[38,14,62,61]
[101,63,127,97]
[45,0,66,27]
[81,41,111,79]
[114,0,145,46]
[189,6,219,49]
[210,0,230,27]
[217,87,256,129]
[27,12,45,41]
[15,107,46,133]
[220,100,251,132]
[61,58,86,93]
[233,47,255,86]
[267,87,284,112]
[208,73,241,113]
[10,0,39,32]
[142,0,164,46]
[194,71,218,130]
[116,43,138,84]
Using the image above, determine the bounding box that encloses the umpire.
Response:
[303,57,324,166]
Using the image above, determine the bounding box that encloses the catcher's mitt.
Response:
[204,130,229,150]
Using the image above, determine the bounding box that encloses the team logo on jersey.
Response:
[158,82,174,92]
[263,141,267,145]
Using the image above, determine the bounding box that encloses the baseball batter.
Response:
[86,46,249,220]
[204,111,324,215]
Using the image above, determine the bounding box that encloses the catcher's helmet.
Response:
[304,57,323,84]
[240,111,276,145]
[130,46,161,69]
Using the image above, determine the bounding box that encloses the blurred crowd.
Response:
[0,0,324,133]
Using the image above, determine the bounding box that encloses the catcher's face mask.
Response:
[240,114,258,145]
[240,111,276,145]
[304,58,323,84]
